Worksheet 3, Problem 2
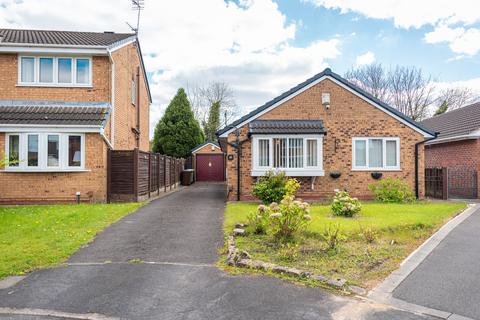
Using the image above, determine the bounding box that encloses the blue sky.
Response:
[1,0,480,134]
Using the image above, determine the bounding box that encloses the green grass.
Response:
[0,203,142,280]
[224,201,467,289]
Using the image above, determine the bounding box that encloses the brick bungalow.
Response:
[0,29,151,203]
[421,102,480,199]
[217,68,436,201]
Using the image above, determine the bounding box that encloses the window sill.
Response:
[351,168,401,172]
[1,168,90,173]
[16,83,93,88]
[251,169,325,177]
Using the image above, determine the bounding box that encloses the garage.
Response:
[192,142,225,182]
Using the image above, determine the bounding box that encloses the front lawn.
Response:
[224,201,466,289]
[0,203,142,280]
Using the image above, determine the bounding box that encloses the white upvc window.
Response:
[252,135,324,176]
[352,137,400,171]
[5,133,85,172]
[18,56,92,87]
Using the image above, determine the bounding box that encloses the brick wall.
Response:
[0,133,107,203]
[225,78,426,201]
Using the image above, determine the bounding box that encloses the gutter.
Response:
[415,134,438,199]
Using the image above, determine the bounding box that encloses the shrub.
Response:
[252,170,288,204]
[322,223,346,250]
[369,178,415,203]
[358,224,379,244]
[247,204,270,235]
[331,190,361,217]
[268,194,311,241]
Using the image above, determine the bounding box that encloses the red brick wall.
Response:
[225,78,426,201]
[425,139,480,168]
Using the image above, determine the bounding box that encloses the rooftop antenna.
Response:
[127,0,145,35]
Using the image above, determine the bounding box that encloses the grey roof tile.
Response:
[421,102,480,139]
[0,29,134,47]
[0,100,110,126]
[249,120,325,134]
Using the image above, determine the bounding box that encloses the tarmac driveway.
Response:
[0,183,434,320]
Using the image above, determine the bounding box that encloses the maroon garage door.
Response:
[196,154,225,182]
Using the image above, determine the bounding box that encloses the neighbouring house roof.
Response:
[217,68,435,138]
[249,120,325,134]
[0,100,110,126]
[191,141,221,153]
[421,102,480,143]
[0,29,134,47]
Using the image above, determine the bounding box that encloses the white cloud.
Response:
[425,25,480,56]
[303,0,480,29]
[0,0,341,136]
[355,51,375,66]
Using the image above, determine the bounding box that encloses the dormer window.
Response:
[18,56,92,87]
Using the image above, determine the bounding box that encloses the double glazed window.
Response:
[6,133,84,171]
[352,137,400,170]
[253,135,323,176]
[19,56,91,86]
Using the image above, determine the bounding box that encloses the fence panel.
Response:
[108,149,184,202]
[448,167,477,199]
[425,167,447,200]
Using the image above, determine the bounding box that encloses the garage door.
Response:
[196,154,224,182]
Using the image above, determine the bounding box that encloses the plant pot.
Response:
[371,172,382,180]
[330,171,341,179]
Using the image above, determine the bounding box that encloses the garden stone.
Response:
[235,223,247,228]
[239,250,251,260]
[327,278,346,287]
[313,274,328,282]
[348,285,367,296]
[233,228,245,236]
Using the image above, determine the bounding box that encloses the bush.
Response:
[369,178,415,203]
[322,223,346,250]
[331,190,361,217]
[252,170,288,204]
[358,224,379,244]
[247,204,270,235]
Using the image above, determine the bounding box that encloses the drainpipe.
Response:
[415,134,438,199]
[136,65,141,148]
[107,49,115,149]
[226,128,249,201]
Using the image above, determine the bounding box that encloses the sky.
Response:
[1,0,480,136]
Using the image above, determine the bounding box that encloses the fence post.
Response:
[133,148,139,202]
[107,148,112,203]
[442,167,448,200]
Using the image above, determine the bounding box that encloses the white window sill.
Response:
[17,83,93,88]
[252,169,325,177]
[351,168,401,172]
[2,168,90,173]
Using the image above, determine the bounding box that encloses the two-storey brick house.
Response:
[217,68,436,201]
[0,29,151,203]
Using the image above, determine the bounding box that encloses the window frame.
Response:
[352,137,400,171]
[251,134,324,176]
[4,133,86,172]
[18,56,92,87]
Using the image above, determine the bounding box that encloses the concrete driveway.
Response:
[0,183,434,320]
[393,206,480,319]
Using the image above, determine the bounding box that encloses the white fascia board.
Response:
[0,45,107,55]
[0,125,102,133]
[192,142,220,153]
[219,75,434,139]
[425,134,480,145]
[107,36,137,52]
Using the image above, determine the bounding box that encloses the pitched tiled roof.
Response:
[421,102,480,140]
[0,29,134,47]
[217,68,435,137]
[249,120,325,134]
[0,100,110,126]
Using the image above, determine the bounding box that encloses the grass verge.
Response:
[0,203,142,280]
[223,201,467,289]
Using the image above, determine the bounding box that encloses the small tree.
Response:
[433,100,449,116]
[152,88,204,158]
[203,101,221,141]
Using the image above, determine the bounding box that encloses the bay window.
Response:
[352,137,400,170]
[18,56,91,86]
[5,133,85,171]
[252,135,324,176]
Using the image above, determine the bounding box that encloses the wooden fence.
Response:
[108,149,184,202]
[425,167,448,200]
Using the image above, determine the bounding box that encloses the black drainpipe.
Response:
[226,128,249,201]
[415,134,437,199]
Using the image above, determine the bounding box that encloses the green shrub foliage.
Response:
[368,178,416,203]
[252,170,289,204]
[331,190,362,217]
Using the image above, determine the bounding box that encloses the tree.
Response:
[345,63,390,102]
[203,101,221,141]
[435,87,478,114]
[152,88,204,158]
[433,100,449,116]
